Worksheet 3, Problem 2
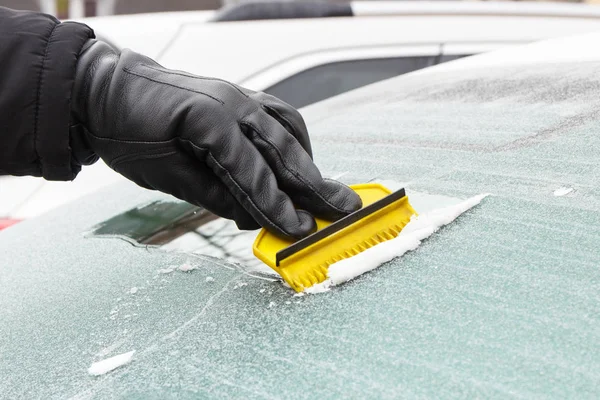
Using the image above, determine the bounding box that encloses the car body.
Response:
[5,1,600,225]
[2,31,599,398]
[88,1,600,109]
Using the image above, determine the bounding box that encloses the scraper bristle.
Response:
[291,225,404,290]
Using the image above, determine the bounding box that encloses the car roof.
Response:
[2,32,600,398]
[351,0,600,18]
[426,30,600,71]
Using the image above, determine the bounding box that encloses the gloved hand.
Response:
[70,40,362,239]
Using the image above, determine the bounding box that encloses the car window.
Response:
[265,56,437,108]
[438,53,469,63]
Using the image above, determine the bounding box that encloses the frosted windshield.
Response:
[1,61,599,398]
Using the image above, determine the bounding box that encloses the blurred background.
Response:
[3,0,599,19]
[2,0,222,18]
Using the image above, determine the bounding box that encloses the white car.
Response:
[2,29,599,398]
[4,0,600,224]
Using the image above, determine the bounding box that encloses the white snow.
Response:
[178,262,197,272]
[205,276,215,282]
[553,187,574,196]
[88,350,135,376]
[303,194,489,293]
[304,281,333,294]
[158,267,176,274]
[399,193,489,236]
[158,263,199,274]
[129,287,138,294]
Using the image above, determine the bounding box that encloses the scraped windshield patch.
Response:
[89,200,214,245]
[88,200,266,272]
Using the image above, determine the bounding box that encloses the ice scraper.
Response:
[253,183,417,292]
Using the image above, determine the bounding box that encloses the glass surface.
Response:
[438,53,469,63]
[1,57,599,398]
[90,201,203,245]
[90,201,265,272]
[265,56,437,108]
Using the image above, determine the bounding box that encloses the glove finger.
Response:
[253,92,313,158]
[184,129,317,240]
[111,150,260,230]
[241,111,362,221]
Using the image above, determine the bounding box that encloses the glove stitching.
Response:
[141,64,249,98]
[207,152,290,237]
[110,149,178,169]
[178,137,290,238]
[123,68,225,105]
[240,120,349,215]
[261,104,312,157]
[262,105,296,135]
[82,129,178,145]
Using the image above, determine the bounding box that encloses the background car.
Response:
[90,1,600,109]
[4,0,600,225]
[1,30,599,398]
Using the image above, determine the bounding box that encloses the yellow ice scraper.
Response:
[253,183,417,292]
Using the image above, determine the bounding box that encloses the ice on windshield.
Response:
[88,350,135,376]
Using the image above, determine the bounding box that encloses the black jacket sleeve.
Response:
[0,7,94,180]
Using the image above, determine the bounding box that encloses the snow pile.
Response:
[303,282,333,294]
[553,187,574,196]
[177,262,197,272]
[157,266,176,274]
[156,262,199,275]
[304,194,489,294]
[88,350,135,376]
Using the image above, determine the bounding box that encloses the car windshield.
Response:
[1,55,599,398]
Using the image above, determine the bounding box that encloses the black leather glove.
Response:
[70,40,362,239]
